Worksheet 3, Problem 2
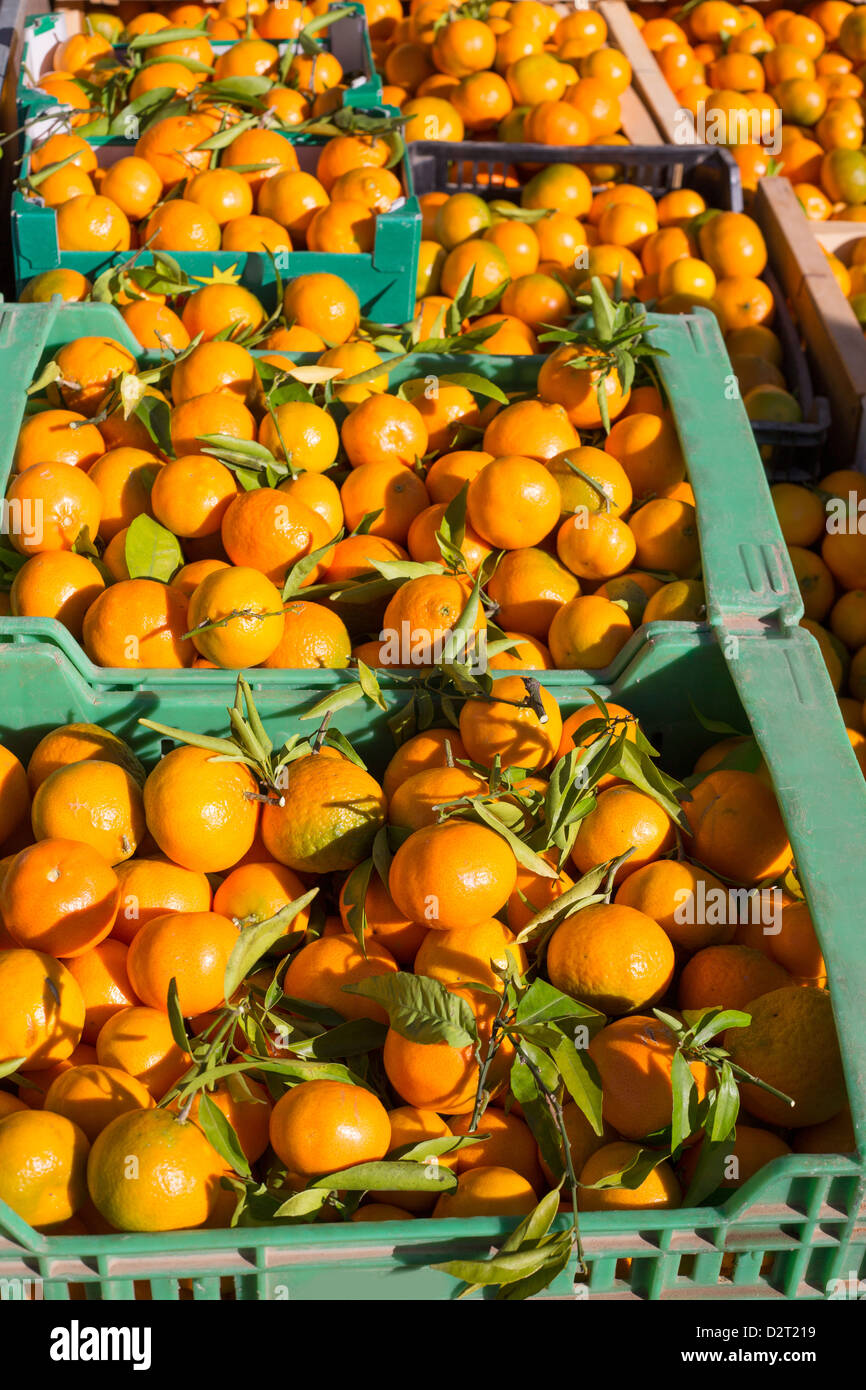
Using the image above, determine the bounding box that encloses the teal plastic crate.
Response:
[12,121,420,320]
[0,298,801,692]
[17,4,381,123]
[0,627,863,1300]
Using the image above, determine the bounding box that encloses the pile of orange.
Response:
[5,263,714,675]
[26,116,404,258]
[630,0,866,218]
[31,0,351,132]
[772,470,866,741]
[0,676,849,1240]
[367,0,632,149]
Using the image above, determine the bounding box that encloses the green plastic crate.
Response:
[16,4,381,123]
[0,298,801,691]
[0,626,864,1300]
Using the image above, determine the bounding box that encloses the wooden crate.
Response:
[755,176,866,467]
[601,0,692,145]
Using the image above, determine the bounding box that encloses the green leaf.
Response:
[287,1018,387,1060]
[356,658,387,711]
[341,857,373,953]
[282,528,344,601]
[300,683,365,721]
[310,1160,457,1193]
[0,1057,26,1082]
[467,798,558,879]
[670,1048,697,1155]
[552,1035,605,1138]
[681,1134,731,1208]
[223,890,319,999]
[710,1061,740,1142]
[195,1091,251,1177]
[433,1245,562,1288]
[124,515,184,583]
[580,1146,667,1192]
[166,977,190,1048]
[516,979,599,1028]
[343,972,478,1047]
[272,1188,330,1219]
[501,1185,563,1253]
[496,1235,574,1300]
[440,372,509,405]
[510,1045,562,1179]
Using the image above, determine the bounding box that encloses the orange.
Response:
[375,1106,457,1213]
[482,398,578,461]
[213,859,306,930]
[52,337,136,419]
[433,1165,537,1219]
[0,1109,89,1228]
[306,199,376,253]
[388,820,517,931]
[55,195,131,252]
[548,902,675,1015]
[262,601,350,669]
[698,211,768,278]
[499,273,572,332]
[679,944,792,1012]
[768,900,826,982]
[725,986,845,1127]
[400,96,466,142]
[269,1080,391,1177]
[219,128,299,197]
[589,1013,712,1140]
[120,300,190,352]
[0,746,30,847]
[2,840,120,956]
[128,59,205,99]
[440,238,511,298]
[458,672,562,770]
[44,1064,152,1143]
[547,593,634,670]
[383,1028,479,1114]
[19,269,91,304]
[256,170,329,241]
[127,910,237,1017]
[447,1109,542,1188]
[614,859,735,952]
[628,498,701,578]
[556,510,637,582]
[150,455,237,540]
[452,70,514,131]
[466,455,561,549]
[571,785,675,886]
[331,165,401,212]
[95,1005,189,1099]
[81,579,192,670]
[0,948,85,1069]
[99,157,163,220]
[414,916,526,992]
[771,481,827,546]
[283,934,398,1023]
[260,753,386,873]
[179,285,265,343]
[432,16,496,77]
[87,1108,225,1231]
[580,1142,680,1211]
[341,394,428,470]
[684,770,792,886]
[485,547,579,641]
[8,552,104,643]
[65,940,138,1044]
[679,1124,792,1192]
[220,487,325,585]
[317,341,387,405]
[382,728,467,800]
[793,1107,856,1155]
[594,572,664,626]
[604,411,686,499]
[340,461,430,543]
[144,745,259,874]
[25,725,143,799]
[538,344,631,430]
[185,567,284,668]
[178,1077,272,1164]
[336,872,426,965]
[548,445,633,518]
[135,115,213,188]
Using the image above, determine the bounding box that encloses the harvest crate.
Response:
[600,0,691,147]
[0,625,863,1300]
[755,176,866,469]
[0,296,800,690]
[406,141,830,473]
[16,4,382,122]
[11,113,422,322]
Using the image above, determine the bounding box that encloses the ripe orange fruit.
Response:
[604,411,686,499]
[679,944,792,1012]
[571,785,675,885]
[383,1028,479,1114]
[96,1004,189,1098]
[341,394,428,470]
[725,986,845,1127]
[135,115,213,187]
[548,903,675,1015]
[684,770,792,885]
[382,728,467,800]
[44,1063,152,1143]
[388,820,517,931]
[9,551,104,640]
[269,1080,391,1177]
[283,273,360,344]
[283,934,398,1023]
[414,916,526,992]
[127,909,238,1017]
[87,1108,225,1231]
[82,579,193,670]
[433,1165,537,1218]
[185,567,285,668]
[769,900,826,982]
[547,593,634,670]
[2,840,120,956]
[258,400,339,472]
[31,760,144,865]
[65,940,139,1044]
[588,1013,712,1140]
[144,745,259,874]
[56,195,131,252]
[614,859,734,952]
[458,673,563,769]
[556,510,637,582]
[0,1109,89,1228]
[261,753,386,873]
[466,455,561,549]
[580,1142,680,1211]
[0,948,84,1069]
[13,409,104,474]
